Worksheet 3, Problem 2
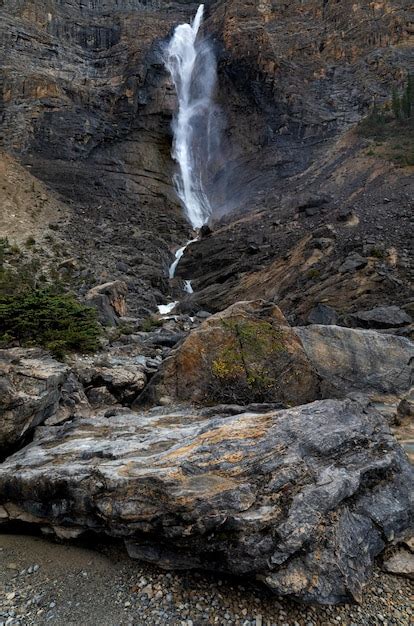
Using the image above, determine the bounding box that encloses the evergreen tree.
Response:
[401,74,413,119]
[392,87,401,120]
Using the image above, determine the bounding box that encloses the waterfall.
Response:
[168,237,198,279]
[165,4,217,229]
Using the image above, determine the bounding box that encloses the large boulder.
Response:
[0,399,412,604]
[0,348,70,456]
[295,325,414,396]
[70,353,147,405]
[142,300,321,405]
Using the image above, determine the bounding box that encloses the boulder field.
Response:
[0,301,413,605]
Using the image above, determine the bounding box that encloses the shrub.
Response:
[25,236,36,248]
[209,319,288,404]
[357,78,414,167]
[0,288,101,358]
[140,317,163,332]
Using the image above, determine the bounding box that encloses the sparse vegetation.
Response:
[25,235,36,248]
[0,257,101,358]
[209,318,287,403]
[358,75,414,166]
[140,317,163,332]
[307,268,320,280]
[369,247,385,259]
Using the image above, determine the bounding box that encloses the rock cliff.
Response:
[1,0,413,317]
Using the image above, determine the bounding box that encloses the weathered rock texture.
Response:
[1,0,193,315]
[142,300,414,406]
[143,301,321,405]
[1,1,413,318]
[0,348,70,456]
[0,399,412,604]
[295,325,414,396]
[85,280,128,326]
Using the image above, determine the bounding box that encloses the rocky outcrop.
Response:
[295,325,414,396]
[70,352,147,406]
[349,306,412,329]
[85,280,128,326]
[142,301,321,405]
[383,548,414,580]
[0,348,70,456]
[0,399,412,604]
[1,0,413,321]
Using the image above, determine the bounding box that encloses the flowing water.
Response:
[165,4,217,229]
[159,5,216,314]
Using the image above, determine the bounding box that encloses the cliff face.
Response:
[0,0,413,316]
[1,0,199,314]
[205,0,413,210]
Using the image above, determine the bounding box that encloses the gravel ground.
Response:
[0,534,413,626]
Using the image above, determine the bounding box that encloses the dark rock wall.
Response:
[0,0,412,315]
[1,0,204,313]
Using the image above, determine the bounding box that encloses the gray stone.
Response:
[382,548,414,580]
[350,306,412,329]
[307,304,339,326]
[0,399,412,605]
[0,348,69,457]
[295,325,414,396]
[86,386,118,408]
[85,281,128,327]
[338,254,367,273]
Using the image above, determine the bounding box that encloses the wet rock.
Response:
[0,399,412,604]
[0,348,69,456]
[200,224,212,238]
[141,300,321,406]
[307,304,339,325]
[350,306,412,329]
[85,281,128,327]
[295,325,414,397]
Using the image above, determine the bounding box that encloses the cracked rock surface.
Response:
[0,399,412,604]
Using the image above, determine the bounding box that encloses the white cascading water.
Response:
[158,5,217,314]
[165,4,216,229]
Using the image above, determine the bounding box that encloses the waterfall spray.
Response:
[166,4,217,229]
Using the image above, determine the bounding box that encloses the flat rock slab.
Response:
[0,399,412,604]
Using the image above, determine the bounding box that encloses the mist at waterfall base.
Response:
[165,4,221,230]
[157,6,222,315]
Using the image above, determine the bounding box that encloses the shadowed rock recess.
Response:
[0,0,413,611]
[0,400,413,604]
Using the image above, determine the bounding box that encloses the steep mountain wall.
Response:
[0,0,413,316]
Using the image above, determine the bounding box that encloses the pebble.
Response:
[0,539,413,626]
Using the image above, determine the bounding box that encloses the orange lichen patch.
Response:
[222,451,245,464]
[163,418,271,462]
[172,472,242,499]
[3,79,61,102]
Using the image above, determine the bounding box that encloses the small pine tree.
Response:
[392,87,401,120]
[401,74,413,119]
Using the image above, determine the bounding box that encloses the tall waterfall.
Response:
[166,4,217,229]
